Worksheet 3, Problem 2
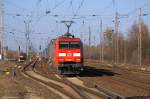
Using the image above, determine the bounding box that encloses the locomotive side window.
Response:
[59,42,80,49]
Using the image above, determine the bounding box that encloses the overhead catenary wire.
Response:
[5,1,150,51]
[37,0,42,5]
[75,0,84,15]
[8,32,51,39]
[30,0,67,32]
[69,0,75,15]
[46,0,51,12]
[5,0,32,13]
[5,0,115,26]
[126,1,150,17]
[99,0,115,14]
[5,0,46,40]
[5,0,150,29]
[6,0,67,37]
[51,0,67,11]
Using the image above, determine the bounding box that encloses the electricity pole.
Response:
[114,12,119,64]
[138,8,148,66]
[138,8,142,66]
[93,36,96,46]
[0,0,4,60]
[24,20,31,59]
[114,12,128,64]
[124,38,126,64]
[88,26,91,59]
[18,46,20,61]
[89,26,91,47]
[138,8,143,66]
[80,20,85,42]
[100,20,104,62]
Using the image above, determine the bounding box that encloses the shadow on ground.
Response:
[126,96,150,99]
[78,66,117,77]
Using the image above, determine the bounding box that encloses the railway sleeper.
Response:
[95,85,126,99]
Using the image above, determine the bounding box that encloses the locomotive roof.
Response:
[50,33,81,45]
[50,37,81,45]
[57,37,81,42]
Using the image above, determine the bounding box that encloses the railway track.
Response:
[67,76,126,99]
[35,59,136,99]
[95,85,125,99]
[112,75,150,91]
[20,59,110,99]
[64,77,126,99]
[85,60,150,75]
[20,59,150,99]
[22,59,82,99]
[82,66,150,98]
[84,62,150,92]
[63,77,106,99]
[21,71,71,99]
[56,72,127,99]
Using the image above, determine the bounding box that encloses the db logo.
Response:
[67,53,72,56]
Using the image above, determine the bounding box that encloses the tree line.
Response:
[84,21,150,65]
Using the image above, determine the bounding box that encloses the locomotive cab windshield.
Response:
[59,42,81,49]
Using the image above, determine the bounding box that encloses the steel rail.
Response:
[21,60,87,99]
[95,85,126,99]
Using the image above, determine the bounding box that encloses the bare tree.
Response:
[127,21,150,64]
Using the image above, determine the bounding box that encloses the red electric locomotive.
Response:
[49,33,84,74]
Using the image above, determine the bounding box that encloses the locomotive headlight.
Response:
[73,53,80,56]
[59,53,66,56]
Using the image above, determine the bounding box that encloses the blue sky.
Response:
[3,0,150,51]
